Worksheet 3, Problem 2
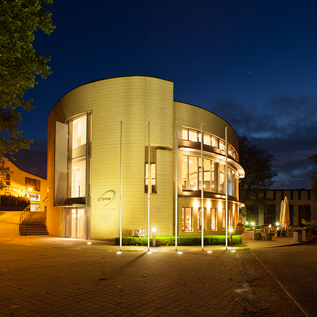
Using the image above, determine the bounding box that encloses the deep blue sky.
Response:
[15,0,317,189]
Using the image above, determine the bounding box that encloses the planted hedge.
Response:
[115,235,242,246]
[0,194,30,207]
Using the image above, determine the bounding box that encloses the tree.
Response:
[309,154,317,200]
[238,136,277,221]
[0,0,55,188]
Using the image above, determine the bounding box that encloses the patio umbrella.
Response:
[279,199,284,227]
[283,196,290,228]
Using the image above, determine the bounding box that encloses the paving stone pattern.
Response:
[0,242,252,317]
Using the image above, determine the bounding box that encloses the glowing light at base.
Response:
[147,251,152,254]
[116,251,122,254]
[87,242,92,245]
[230,250,236,253]
[177,251,183,254]
[207,250,212,253]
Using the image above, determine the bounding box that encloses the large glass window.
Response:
[70,157,86,197]
[211,208,216,230]
[222,209,226,230]
[182,207,192,231]
[182,154,237,198]
[189,156,198,190]
[218,164,225,194]
[145,163,156,193]
[25,177,40,191]
[197,207,206,231]
[68,114,89,199]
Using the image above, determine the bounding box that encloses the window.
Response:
[70,157,86,197]
[308,190,311,200]
[219,140,225,151]
[181,154,237,198]
[211,136,218,148]
[197,207,206,231]
[218,164,225,194]
[290,190,293,200]
[182,128,188,140]
[188,156,198,190]
[188,129,198,142]
[298,190,301,200]
[222,209,226,229]
[182,207,192,231]
[182,155,188,190]
[5,173,10,186]
[299,205,311,225]
[68,114,90,199]
[211,208,216,230]
[25,177,40,191]
[204,134,211,146]
[145,163,156,193]
[25,192,40,202]
[289,205,293,226]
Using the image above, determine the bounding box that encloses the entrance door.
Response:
[66,208,86,238]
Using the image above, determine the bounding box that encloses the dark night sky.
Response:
[14,0,317,189]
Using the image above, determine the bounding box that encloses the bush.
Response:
[0,195,30,208]
[115,235,242,246]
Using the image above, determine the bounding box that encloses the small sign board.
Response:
[139,229,146,238]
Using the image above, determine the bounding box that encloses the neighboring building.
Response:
[47,76,245,239]
[252,189,317,226]
[1,157,48,211]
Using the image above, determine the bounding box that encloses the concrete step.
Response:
[19,224,49,236]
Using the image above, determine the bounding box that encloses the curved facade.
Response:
[47,76,244,239]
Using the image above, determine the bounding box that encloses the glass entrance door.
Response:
[66,208,86,238]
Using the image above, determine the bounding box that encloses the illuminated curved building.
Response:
[47,76,244,239]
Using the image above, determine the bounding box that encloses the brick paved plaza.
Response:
[0,212,312,316]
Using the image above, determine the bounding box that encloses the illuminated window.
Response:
[198,207,206,231]
[188,130,198,142]
[70,157,86,197]
[219,164,225,194]
[145,163,156,193]
[182,207,192,231]
[211,208,216,230]
[25,177,41,191]
[212,136,218,148]
[68,113,91,199]
[222,209,226,230]
[188,156,198,190]
[204,134,211,146]
[25,192,40,202]
[182,155,188,190]
[182,128,188,140]
[219,140,225,151]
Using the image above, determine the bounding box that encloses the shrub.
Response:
[0,195,30,208]
[115,235,242,246]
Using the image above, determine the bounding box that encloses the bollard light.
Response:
[152,228,156,247]
[229,227,233,246]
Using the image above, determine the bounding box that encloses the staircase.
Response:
[19,212,49,236]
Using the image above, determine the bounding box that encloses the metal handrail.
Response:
[19,204,31,224]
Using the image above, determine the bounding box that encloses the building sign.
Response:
[97,190,116,206]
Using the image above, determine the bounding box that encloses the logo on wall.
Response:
[97,190,116,206]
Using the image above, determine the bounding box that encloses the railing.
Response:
[19,204,31,224]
